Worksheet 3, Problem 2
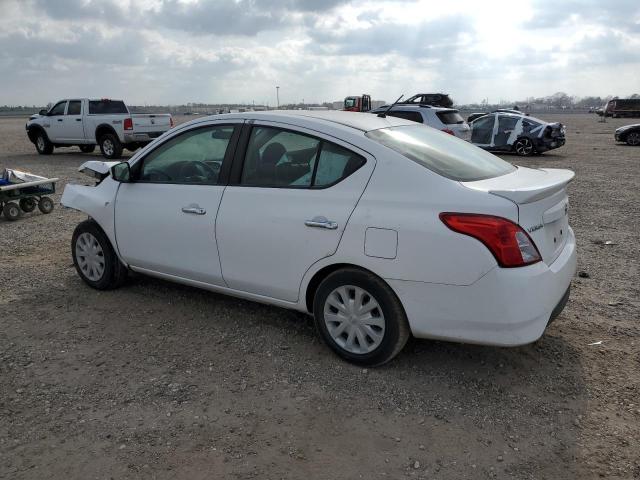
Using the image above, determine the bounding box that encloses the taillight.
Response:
[439,213,541,268]
[170,116,174,128]
[123,118,133,130]
[441,128,455,135]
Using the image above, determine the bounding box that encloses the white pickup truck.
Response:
[26,98,173,159]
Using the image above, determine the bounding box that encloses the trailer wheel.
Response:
[3,202,21,221]
[80,145,96,153]
[19,198,36,212]
[99,133,123,159]
[38,196,54,214]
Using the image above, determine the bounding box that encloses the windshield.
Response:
[365,124,516,181]
[88,100,128,114]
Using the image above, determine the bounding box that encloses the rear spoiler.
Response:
[462,167,575,204]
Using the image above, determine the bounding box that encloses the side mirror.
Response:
[39,109,48,116]
[111,162,132,183]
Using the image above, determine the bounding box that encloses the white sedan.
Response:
[62,110,576,366]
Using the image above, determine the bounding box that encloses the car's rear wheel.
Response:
[3,202,21,221]
[313,268,410,366]
[626,132,640,146]
[72,220,128,289]
[80,144,96,153]
[35,131,54,155]
[99,133,123,159]
[514,137,534,156]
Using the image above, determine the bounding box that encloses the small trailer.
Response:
[0,169,58,221]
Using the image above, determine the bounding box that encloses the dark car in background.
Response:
[614,124,640,146]
[470,112,565,156]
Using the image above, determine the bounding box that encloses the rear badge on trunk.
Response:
[527,224,544,233]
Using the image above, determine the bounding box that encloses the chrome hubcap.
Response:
[323,285,385,354]
[515,139,533,155]
[37,136,45,150]
[75,232,105,281]
[103,139,114,156]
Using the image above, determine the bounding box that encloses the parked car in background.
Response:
[371,105,471,141]
[26,99,173,159]
[61,110,575,366]
[470,112,565,156]
[399,93,453,108]
[601,98,640,118]
[614,124,640,146]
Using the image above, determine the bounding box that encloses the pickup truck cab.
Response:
[26,98,173,159]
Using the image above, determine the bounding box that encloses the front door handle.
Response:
[57,118,63,122]
[181,205,206,215]
[75,118,82,122]
[305,216,338,230]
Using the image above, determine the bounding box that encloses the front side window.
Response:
[67,100,81,115]
[138,126,234,184]
[366,123,515,182]
[49,101,67,116]
[240,126,366,188]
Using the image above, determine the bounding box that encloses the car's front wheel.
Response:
[34,131,54,155]
[313,268,410,366]
[72,220,127,289]
[514,137,535,156]
[626,132,640,146]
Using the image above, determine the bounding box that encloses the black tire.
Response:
[34,131,54,155]
[38,196,54,214]
[514,137,535,156]
[313,268,410,366]
[626,132,640,146]
[80,144,96,153]
[71,220,128,290]
[3,202,21,221]
[19,198,36,212]
[99,133,123,159]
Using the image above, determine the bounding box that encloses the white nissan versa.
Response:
[61,110,577,366]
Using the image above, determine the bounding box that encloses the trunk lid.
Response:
[461,167,574,264]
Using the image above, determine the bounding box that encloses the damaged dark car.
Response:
[470,113,565,156]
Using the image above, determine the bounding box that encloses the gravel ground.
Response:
[1,114,638,479]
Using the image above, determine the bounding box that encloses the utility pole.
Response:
[276,86,280,109]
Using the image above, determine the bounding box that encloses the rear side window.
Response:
[436,111,464,125]
[88,100,128,114]
[67,100,81,115]
[366,124,515,182]
[314,142,365,187]
[387,111,423,123]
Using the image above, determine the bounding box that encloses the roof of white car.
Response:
[373,104,457,112]
[206,110,415,132]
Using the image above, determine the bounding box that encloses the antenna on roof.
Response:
[377,95,404,118]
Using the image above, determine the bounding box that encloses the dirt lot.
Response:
[1,114,638,479]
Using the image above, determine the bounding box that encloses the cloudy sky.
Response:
[1,0,639,106]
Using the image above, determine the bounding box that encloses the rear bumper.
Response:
[123,131,166,144]
[388,227,577,346]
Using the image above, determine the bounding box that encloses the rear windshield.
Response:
[88,100,128,115]
[436,110,464,124]
[365,124,516,182]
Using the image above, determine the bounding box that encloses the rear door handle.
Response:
[305,216,338,230]
[182,205,206,215]
[57,118,63,122]
[75,118,82,122]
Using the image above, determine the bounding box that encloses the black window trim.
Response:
[229,123,366,190]
[130,123,241,186]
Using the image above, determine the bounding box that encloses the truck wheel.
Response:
[38,196,54,214]
[72,220,128,289]
[99,133,123,159]
[35,132,54,155]
[80,145,96,153]
[19,198,36,212]
[3,202,21,221]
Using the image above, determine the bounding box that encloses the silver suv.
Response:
[370,105,471,141]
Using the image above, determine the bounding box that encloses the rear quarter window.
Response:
[88,100,128,115]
